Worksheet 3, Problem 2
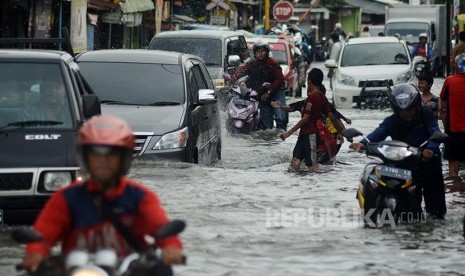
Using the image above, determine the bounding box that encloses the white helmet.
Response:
[419,33,428,39]
[335,22,342,29]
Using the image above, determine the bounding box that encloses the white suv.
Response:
[325,37,415,108]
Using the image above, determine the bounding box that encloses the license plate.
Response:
[233,98,251,107]
[376,165,412,180]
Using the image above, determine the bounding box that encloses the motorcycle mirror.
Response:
[262,82,271,88]
[341,128,363,139]
[428,132,448,143]
[223,73,231,80]
[154,220,186,240]
[11,227,43,243]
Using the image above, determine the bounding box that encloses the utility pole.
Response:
[446,0,451,76]
[265,0,270,31]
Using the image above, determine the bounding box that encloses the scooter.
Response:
[12,220,186,276]
[412,56,431,78]
[224,74,270,133]
[342,128,448,227]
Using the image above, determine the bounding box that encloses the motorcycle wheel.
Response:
[362,192,378,227]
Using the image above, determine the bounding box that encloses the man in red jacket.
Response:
[440,53,465,180]
[21,115,183,274]
[229,40,287,130]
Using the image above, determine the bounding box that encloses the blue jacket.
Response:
[361,107,442,167]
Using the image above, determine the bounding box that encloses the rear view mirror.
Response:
[324,59,337,68]
[428,132,448,143]
[198,89,217,104]
[341,128,363,139]
[228,55,241,68]
[82,95,101,119]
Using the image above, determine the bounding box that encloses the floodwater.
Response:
[1,63,464,276]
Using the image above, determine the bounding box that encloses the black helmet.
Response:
[389,83,421,120]
[253,40,270,56]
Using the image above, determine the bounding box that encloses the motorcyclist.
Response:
[412,33,432,61]
[21,115,183,274]
[350,84,446,219]
[229,40,287,130]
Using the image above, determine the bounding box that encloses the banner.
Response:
[71,0,88,53]
[34,0,53,38]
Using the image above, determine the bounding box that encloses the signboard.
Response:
[273,1,294,22]
[211,15,226,25]
[34,0,53,38]
[102,12,121,24]
[71,0,87,53]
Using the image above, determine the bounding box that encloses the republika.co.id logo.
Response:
[265,207,426,228]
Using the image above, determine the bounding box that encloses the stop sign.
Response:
[273,1,294,22]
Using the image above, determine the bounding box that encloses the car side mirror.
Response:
[324,59,337,68]
[228,55,241,68]
[198,89,217,104]
[82,95,101,119]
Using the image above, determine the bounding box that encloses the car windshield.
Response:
[149,38,222,66]
[79,62,184,105]
[340,43,410,67]
[0,63,73,129]
[385,22,429,39]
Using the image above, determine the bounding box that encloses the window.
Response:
[0,63,73,128]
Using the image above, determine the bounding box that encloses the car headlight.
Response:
[153,127,189,150]
[44,172,72,191]
[397,71,413,83]
[377,145,412,161]
[337,72,356,86]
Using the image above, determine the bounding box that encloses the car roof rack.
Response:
[0,27,75,57]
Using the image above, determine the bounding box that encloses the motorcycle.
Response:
[224,74,270,133]
[412,56,431,78]
[342,128,448,227]
[314,37,327,62]
[12,220,186,276]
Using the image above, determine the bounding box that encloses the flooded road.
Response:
[1,63,465,275]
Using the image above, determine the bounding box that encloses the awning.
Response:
[229,0,260,6]
[172,14,196,23]
[88,0,119,11]
[119,0,155,13]
[343,0,386,15]
[293,7,330,14]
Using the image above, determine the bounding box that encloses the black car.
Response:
[77,49,221,164]
[0,49,100,225]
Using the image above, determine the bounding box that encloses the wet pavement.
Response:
[1,62,464,276]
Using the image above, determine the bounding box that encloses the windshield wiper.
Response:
[100,100,143,106]
[100,100,129,105]
[0,120,63,132]
[145,101,181,106]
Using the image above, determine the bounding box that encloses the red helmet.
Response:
[77,115,134,177]
[77,115,134,149]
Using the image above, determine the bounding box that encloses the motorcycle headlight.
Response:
[228,108,237,118]
[337,72,356,86]
[70,266,108,276]
[377,145,412,161]
[397,71,413,83]
[44,172,72,191]
[153,127,189,150]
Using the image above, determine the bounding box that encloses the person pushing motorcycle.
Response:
[21,115,183,274]
[350,84,446,219]
[229,40,287,130]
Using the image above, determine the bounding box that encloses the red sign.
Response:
[273,1,294,22]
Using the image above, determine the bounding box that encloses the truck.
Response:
[384,4,447,76]
[0,34,101,225]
